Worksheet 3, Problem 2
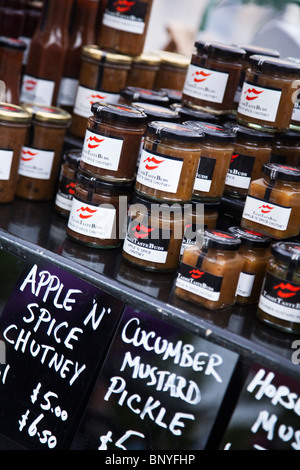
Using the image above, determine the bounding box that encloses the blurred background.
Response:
[144,0,300,58]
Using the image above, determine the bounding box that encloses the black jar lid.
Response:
[237,44,280,60]
[225,122,274,143]
[262,163,300,181]
[132,102,179,122]
[271,242,300,267]
[191,199,221,212]
[91,102,147,124]
[77,171,134,191]
[229,226,271,248]
[146,121,205,143]
[249,54,300,75]
[0,36,26,50]
[184,121,236,142]
[195,40,245,59]
[159,88,182,104]
[274,129,300,143]
[130,193,185,213]
[203,229,241,250]
[176,105,220,124]
[119,86,170,106]
[64,148,82,166]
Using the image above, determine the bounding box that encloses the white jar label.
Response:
[225,153,255,189]
[68,197,116,239]
[82,129,123,172]
[18,146,55,180]
[103,0,147,35]
[193,156,216,193]
[237,81,282,123]
[0,149,13,180]
[57,77,78,107]
[258,272,300,323]
[176,263,223,301]
[20,74,55,106]
[136,148,183,193]
[73,85,119,118]
[242,195,291,232]
[183,64,229,104]
[292,101,300,123]
[236,272,255,297]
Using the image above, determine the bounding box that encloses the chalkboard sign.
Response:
[71,306,239,450]
[220,363,300,450]
[0,252,125,450]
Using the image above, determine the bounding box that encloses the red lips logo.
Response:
[212,231,234,239]
[274,283,300,299]
[66,182,76,195]
[231,154,239,163]
[189,269,204,279]
[132,223,155,239]
[87,94,107,104]
[24,79,37,91]
[192,70,211,83]
[259,204,274,214]
[113,0,136,13]
[244,87,263,101]
[77,206,97,219]
[143,156,164,171]
[86,135,105,149]
[21,149,38,162]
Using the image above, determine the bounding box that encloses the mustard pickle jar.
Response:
[98,0,154,57]
[135,121,203,203]
[241,163,300,239]
[67,171,133,248]
[152,51,190,91]
[185,121,235,202]
[229,226,271,305]
[224,123,273,199]
[257,241,300,335]
[175,229,244,310]
[119,86,170,107]
[237,55,300,132]
[70,45,132,139]
[0,103,31,203]
[16,104,71,201]
[80,102,147,183]
[182,41,245,115]
[122,195,185,272]
[271,131,300,167]
[126,53,160,89]
[54,148,82,218]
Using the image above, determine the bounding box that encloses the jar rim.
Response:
[0,36,26,50]
[176,105,219,124]
[132,102,179,122]
[185,121,236,142]
[271,242,300,266]
[120,86,170,106]
[262,163,300,181]
[203,230,241,250]
[91,101,147,124]
[0,102,31,123]
[147,120,205,143]
[77,171,134,191]
[229,226,271,247]
[82,45,132,65]
[236,44,280,60]
[22,103,71,125]
[194,40,245,59]
[225,123,274,142]
[249,54,300,74]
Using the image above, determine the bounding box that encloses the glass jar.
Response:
[175,229,244,310]
[0,36,26,104]
[0,103,31,203]
[70,45,132,139]
[271,130,300,167]
[182,41,244,114]
[228,226,271,305]
[54,148,82,218]
[257,241,300,335]
[241,163,300,239]
[98,0,154,57]
[122,195,185,271]
[233,44,280,109]
[286,57,300,131]
[152,51,190,91]
[224,123,273,199]
[236,55,300,132]
[135,121,203,203]
[16,104,71,201]
[126,53,160,89]
[119,86,170,107]
[80,102,147,182]
[185,121,235,202]
[67,171,133,248]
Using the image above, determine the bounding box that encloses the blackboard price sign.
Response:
[0,257,125,450]
[71,306,239,450]
[221,363,300,450]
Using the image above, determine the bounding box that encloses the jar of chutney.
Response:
[126,53,160,89]
[152,51,190,91]
[271,130,300,167]
[257,242,300,335]
[54,148,82,218]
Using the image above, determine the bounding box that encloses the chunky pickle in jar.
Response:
[54,149,82,218]
[237,55,300,132]
[80,102,147,182]
[135,121,203,203]
[185,121,235,202]
[257,242,300,335]
[271,131,300,167]
[229,226,271,305]
[67,171,133,248]
[181,201,219,254]
[241,163,300,239]
[224,123,273,199]
[175,230,243,310]
[122,195,185,271]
